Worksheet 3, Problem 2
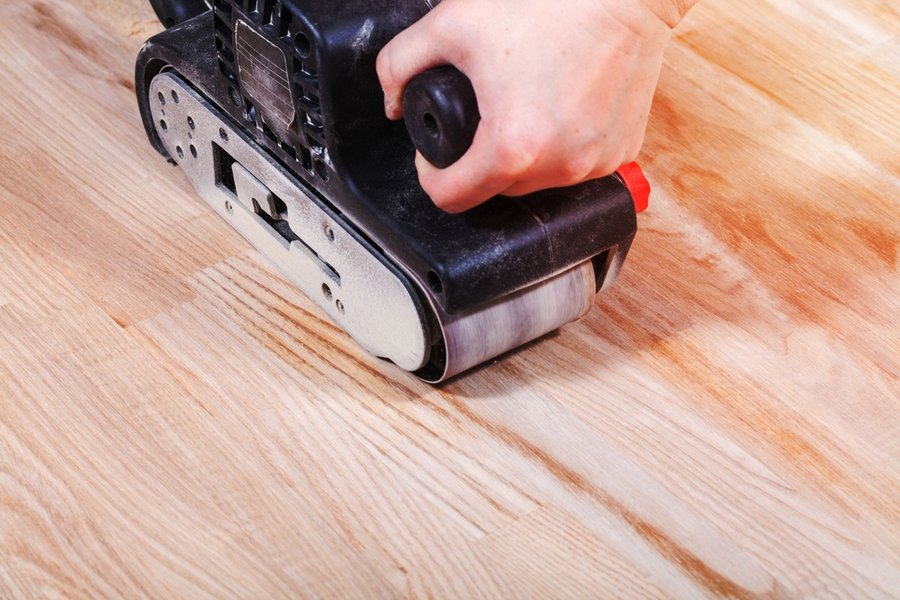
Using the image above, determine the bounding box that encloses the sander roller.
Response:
[137,0,649,382]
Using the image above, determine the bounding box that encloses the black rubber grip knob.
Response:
[150,0,210,28]
[402,66,481,169]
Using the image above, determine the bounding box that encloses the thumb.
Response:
[376,9,455,120]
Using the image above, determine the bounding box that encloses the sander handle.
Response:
[401,65,650,212]
[402,66,480,169]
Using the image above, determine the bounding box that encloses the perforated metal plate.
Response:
[149,72,430,371]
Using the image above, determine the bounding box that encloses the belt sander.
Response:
[136,0,650,382]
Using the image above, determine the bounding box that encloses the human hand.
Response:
[377,0,695,212]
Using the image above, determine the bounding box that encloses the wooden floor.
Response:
[1,0,898,597]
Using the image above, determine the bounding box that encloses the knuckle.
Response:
[603,157,622,176]
[426,9,461,42]
[426,185,465,213]
[419,167,480,212]
[561,153,596,184]
[419,171,451,204]
[495,125,545,177]
[375,45,398,87]
[437,198,468,214]
[598,144,637,176]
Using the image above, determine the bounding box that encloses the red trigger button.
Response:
[615,162,650,213]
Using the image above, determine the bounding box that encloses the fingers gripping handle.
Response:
[402,66,480,169]
[401,66,649,211]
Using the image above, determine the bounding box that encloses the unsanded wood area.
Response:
[1,1,898,597]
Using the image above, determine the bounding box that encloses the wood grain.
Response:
[1,0,898,597]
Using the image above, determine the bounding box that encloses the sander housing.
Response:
[136,0,648,381]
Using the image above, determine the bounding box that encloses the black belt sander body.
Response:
[136,0,649,382]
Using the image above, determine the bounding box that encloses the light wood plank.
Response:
[1,0,898,598]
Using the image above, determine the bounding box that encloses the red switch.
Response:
[615,162,650,213]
